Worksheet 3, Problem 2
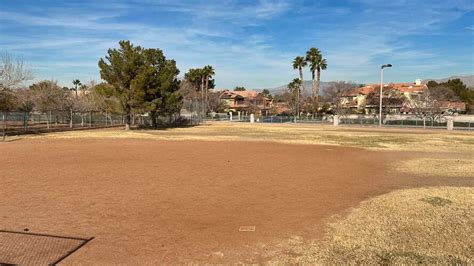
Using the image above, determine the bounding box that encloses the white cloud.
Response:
[1,0,472,88]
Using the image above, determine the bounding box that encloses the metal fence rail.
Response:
[1,111,124,131]
[3,110,473,140]
[1,110,126,140]
[338,118,473,130]
[207,113,474,131]
[207,114,332,124]
[1,109,202,140]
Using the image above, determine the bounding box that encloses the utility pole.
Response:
[379,64,392,127]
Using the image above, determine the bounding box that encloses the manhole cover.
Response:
[0,230,93,265]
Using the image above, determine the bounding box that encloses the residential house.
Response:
[339,79,465,114]
[219,90,271,115]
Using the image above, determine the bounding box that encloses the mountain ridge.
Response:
[423,75,474,88]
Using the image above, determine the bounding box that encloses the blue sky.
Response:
[1,0,473,89]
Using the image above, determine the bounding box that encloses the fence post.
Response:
[105,111,108,126]
[89,111,92,128]
[23,111,27,131]
[446,116,454,131]
[47,111,51,129]
[70,109,73,128]
[2,112,6,142]
[333,115,340,126]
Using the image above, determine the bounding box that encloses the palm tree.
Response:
[72,79,81,97]
[305,48,321,99]
[198,68,205,118]
[184,68,206,118]
[292,56,307,97]
[203,65,215,114]
[288,78,302,119]
[316,57,327,100]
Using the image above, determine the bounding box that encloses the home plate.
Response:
[239,226,255,232]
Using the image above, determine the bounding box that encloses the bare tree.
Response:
[322,81,357,116]
[405,85,458,127]
[30,80,68,128]
[207,91,227,113]
[70,91,90,127]
[287,78,302,119]
[178,78,203,122]
[1,52,33,140]
[14,88,35,130]
[365,88,404,115]
[0,52,33,90]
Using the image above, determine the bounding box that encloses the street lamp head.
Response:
[381,64,392,69]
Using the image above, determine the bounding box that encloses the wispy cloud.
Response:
[0,0,472,88]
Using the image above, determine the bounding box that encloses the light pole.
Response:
[379,64,392,127]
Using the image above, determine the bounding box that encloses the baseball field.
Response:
[1,122,473,264]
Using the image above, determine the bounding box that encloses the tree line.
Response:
[3,42,473,132]
[1,41,223,130]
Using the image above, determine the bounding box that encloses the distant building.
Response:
[219,90,271,115]
[340,80,466,114]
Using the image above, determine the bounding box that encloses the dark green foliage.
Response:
[184,68,204,89]
[234,86,246,91]
[183,66,215,116]
[98,41,144,128]
[72,79,82,96]
[132,49,180,127]
[90,82,121,113]
[261,89,272,99]
[184,68,215,91]
[428,79,474,113]
[98,40,182,128]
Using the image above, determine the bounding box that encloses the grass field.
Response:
[28,121,474,152]
[1,122,473,264]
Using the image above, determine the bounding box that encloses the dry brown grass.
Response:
[395,158,474,178]
[264,186,474,264]
[22,122,474,153]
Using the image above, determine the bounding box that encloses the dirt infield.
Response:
[0,137,472,263]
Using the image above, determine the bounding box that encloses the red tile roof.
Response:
[343,82,427,96]
[219,90,267,100]
[440,101,466,110]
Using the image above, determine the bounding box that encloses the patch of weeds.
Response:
[420,196,452,207]
[377,250,465,264]
[378,250,427,264]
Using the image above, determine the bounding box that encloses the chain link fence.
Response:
[206,113,474,130]
[1,108,204,140]
[3,110,472,141]
[206,113,330,124]
[1,110,125,136]
[338,116,474,130]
